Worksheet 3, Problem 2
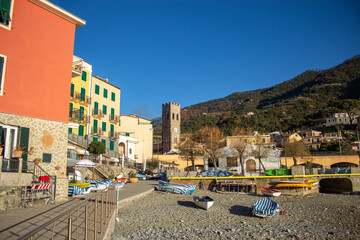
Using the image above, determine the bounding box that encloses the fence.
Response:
[1,158,20,172]
[17,187,117,240]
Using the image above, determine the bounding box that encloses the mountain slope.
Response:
[181,55,360,134]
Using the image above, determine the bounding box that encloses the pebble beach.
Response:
[112,190,360,240]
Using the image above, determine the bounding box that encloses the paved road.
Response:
[0,179,156,239]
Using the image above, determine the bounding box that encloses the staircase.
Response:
[21,164,56,207]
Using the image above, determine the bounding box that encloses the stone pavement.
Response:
[0,179,156,240]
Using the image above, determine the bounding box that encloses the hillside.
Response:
[181,55,360,134]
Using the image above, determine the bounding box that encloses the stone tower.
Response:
[162,102,181,153]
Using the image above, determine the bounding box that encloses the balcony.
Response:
[109,114,120,124]
[92,109,104,119]
[70,91,91,105]
[91,127,103,136]
[69,109,90,123]
[72,59,83,77]
[108,131,119,140]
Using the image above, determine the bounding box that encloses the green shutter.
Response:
[103,88,108,98]
[80,88,86,101]
[110,124,114,133]
[70,83,74,97]
[95,84,100,94]
[93,119,98,133]
[111,92,115,101]
[78,125,84,136]
[0,126,2,143]
[69,103,73,118]
[19,127,30,172]
[110,140,114,151]
[0,0,11,22]
[102,122,106,132]
[0,57,4,87]
[68,128,72,134]
[94,102,98,114]
[81,71,87,81]
[79,106,85,120]
[101,139,106,148]
[93,137,98,142]
[103,105,107,115]
[43,153,52,163]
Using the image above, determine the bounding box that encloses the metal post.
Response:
[100,194,104,234]
[68,212,72,239]
[85,202,88,240]
[94,195,97,240]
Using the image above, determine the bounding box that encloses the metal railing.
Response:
[70,91,91,104]
[91,127,104,136]
[1,158,20,172]
[17,187,117,240]
[109,114,120,123]
[69,109,90,123]
[92,109,104,118]
[108,131,119,140]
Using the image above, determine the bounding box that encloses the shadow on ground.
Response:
[177,201,198,209]
[229,205,252,216]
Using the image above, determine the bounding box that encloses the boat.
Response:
[262,168,291,176]
[251,197,279,218]
[261,187,281,197]
[156,180,197,195]
[113,182,125,190]
[86,180,112,191]
[68,186,91,196]
[193,196,214,210]
[274,183,313,188]
[68,182,90,188]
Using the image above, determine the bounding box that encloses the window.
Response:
[246,159,256,172]
[129,148,132,154]
[93,119,98,133]
[69,103,73,118]
[93,137,98,142]
[227,157,237,167]
[95,84,100,95]
[172,113,175,119]
[111,108,115,120]
[103,105,107,115]
[78,125,84,136]
[0,55,7,95]
[81,71,87,81]
[68,128,72,134]
[110,124,114,134]
[80,87,86,101]
[103,88,108,98]
[94,102,98,114]
[102,122,106,132]
[0,0,12,27]
[70,83,75,97]
[110,140,114,150]
[101,139,106,148]
[177,114,179,120]
[0,125,19,160]
[111,92,115,101]
[43,153,52,163]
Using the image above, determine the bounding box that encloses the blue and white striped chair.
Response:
[252,197,279,218]
[157,180,197,195]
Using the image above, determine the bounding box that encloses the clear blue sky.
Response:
[52,0,360,119]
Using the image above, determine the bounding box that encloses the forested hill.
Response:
[181,55,360,134]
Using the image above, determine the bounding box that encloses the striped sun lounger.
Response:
[157,180,197,195]
[68,186,91,196]
[251,197,279,218]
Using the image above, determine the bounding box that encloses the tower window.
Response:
[177,114,179,120]
[172,113,175,119]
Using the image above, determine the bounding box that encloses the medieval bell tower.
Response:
[162,102,181,153]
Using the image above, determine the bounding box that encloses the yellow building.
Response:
[118,115,153,165]
[68,56,92,136]
[90,75,121,152]
[226,132,272,146]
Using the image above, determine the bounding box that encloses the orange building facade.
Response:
[0,0,85,201]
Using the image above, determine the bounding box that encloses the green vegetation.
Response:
[181,55,360,134]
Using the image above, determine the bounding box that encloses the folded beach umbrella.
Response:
[252,197,279,218]
[76,159,96,167]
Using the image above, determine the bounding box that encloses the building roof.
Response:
[92,74,121,90]
[30,0,86,28]
[120,114,151,122]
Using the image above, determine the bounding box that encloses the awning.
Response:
[76,159,95,167]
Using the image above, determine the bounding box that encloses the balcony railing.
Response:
[108,131,119,140]
[92,108,104,118]
[92,127,104,136]
[69,110,90,123]
[109,114,120,123]
[70,91,91,104]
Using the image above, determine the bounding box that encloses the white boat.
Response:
[261,188,281,197]
[193,196,214,210]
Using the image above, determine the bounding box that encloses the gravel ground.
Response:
[112,190,360,240]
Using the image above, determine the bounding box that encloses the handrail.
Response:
[33,163,56,183]
[169,173,360,180]
[17,187,117,240]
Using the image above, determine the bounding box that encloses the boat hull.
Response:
[261,188,281,197]
[193,196,214,210]
[275,183,312,188]
[69,182,90,188]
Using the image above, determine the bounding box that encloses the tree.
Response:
[284,140,310,166]
[232,141,248,176]
[176,134,203,171]
[195,126,225,170]
[88,141,105,160]
[250,135,270,171]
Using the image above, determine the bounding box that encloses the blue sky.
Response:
[52,0,360,119]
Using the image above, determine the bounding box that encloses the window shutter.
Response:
[111,92,115,101]
[0,57,4,88]
[103,88,108,98]
[43,153,52,163]
[81,71,87,81]
[93,137,98,142]
[101,139,106,148]
[19,127,30,172]
[0,0,12,21]
[70,83,74,97]
[103,105,107,115]
[69,102,73,118]
[102,122,106,132]
[110,140,114,151]
[95,85,99,94]
[78,125,84,136]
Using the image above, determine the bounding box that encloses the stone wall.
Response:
[0,113,69,201]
